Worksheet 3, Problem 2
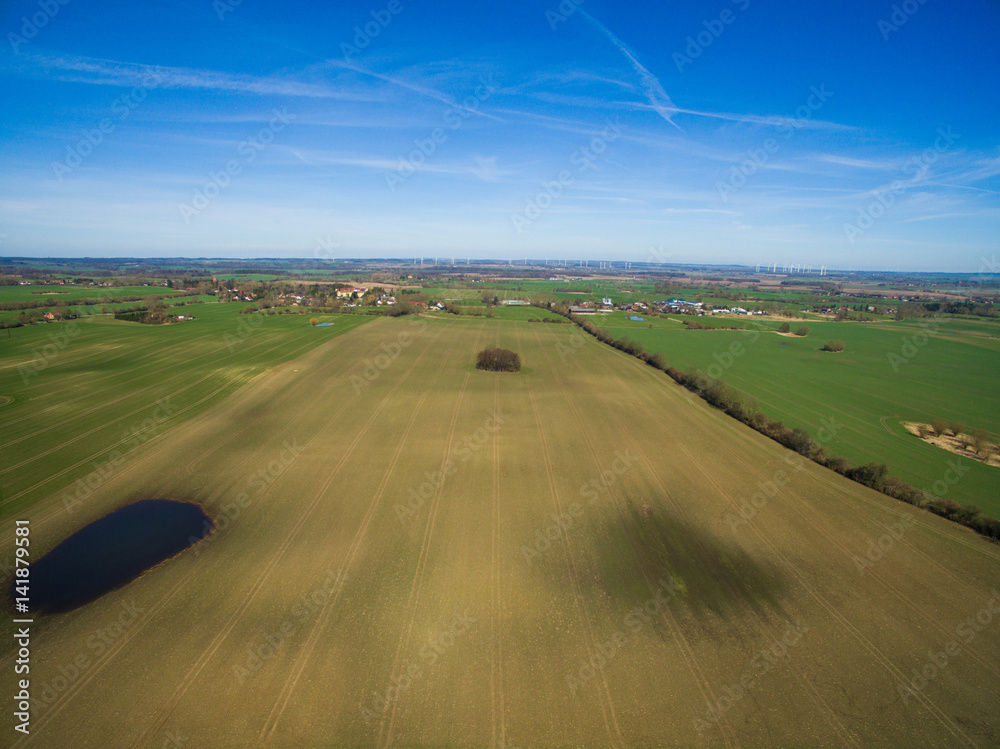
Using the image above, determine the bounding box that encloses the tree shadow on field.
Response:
[591,500,788,625]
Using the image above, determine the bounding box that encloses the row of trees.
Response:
[550,304,1000,542]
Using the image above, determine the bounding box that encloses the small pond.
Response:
[14,499,212,614]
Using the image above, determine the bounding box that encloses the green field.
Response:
[2,314,1000,746]
[0,306,371,515]
[596,313,1000,517]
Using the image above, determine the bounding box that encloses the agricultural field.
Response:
[0,304,370,516]
[2,314,999,746]
[597,313,1000,518]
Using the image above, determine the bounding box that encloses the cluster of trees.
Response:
[476,348,521,373]
[821,340,845,352]
[922,420,995,458]
[550,304,1000,542]
[777,322,809,336]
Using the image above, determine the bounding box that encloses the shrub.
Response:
[646,352,668,370]
[970,428,991,456]
[778,322,790,333]
[309,317,319,326]
[845,463,889,490]
[476,347,521,373]
[795,326,809,337]
[821,340,844,352]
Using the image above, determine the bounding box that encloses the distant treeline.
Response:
[540,302,1000,542]
[0,291,193,313]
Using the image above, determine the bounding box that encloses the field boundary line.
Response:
[585,332,1000,684]
[376,322,486,748]
[132,319,444,748]
[0,321,343,508]
[0,318,327,446]
[558,327,861,747]
[0,316,364,506]
[612,344,979,746]
[627,350,1000,565]
[255,327,459,745]
[532,326,738,748]
[516,325,625,749]
[491,321,507,749]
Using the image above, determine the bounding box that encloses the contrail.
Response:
[578,8,684,132]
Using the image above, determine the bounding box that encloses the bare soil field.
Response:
[2,317,999,747]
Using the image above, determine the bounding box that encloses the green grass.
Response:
[0,305,371,517]
[596,315,1000,517]
[0,284,179,303]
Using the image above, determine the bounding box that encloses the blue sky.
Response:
[1,0,998,270]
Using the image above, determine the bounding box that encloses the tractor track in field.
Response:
[183,321,378,477]
[633,337,1000,570]
[516,325,625,749]
[1,321,323,450]
[533,327,740,748]
[616,344,979,747]
[255,333,457,746]
[376,322,485,749]
[2,322,248,432]
[585,335,1000,685]
[6,332,172,397]
[0,325,321,482]
[557,329,862,747]
[133,321,445,748]
[0,321,351,511]
[13,554,199,748]
[490,322,507,749]
[11,321,407,744]
[685,374,1000,569]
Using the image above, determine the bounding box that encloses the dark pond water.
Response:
[14,499,212,614]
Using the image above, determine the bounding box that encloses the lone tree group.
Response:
[477,348,521,373]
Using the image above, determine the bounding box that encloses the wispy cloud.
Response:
[577,9,683,132]
[329,60,504,122]
[818,154,899,170]
[670,106,855,131]
[24,54,379,100]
